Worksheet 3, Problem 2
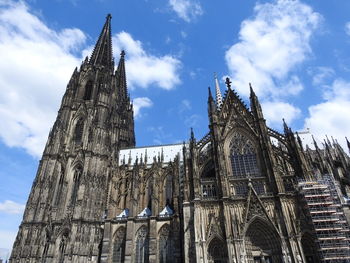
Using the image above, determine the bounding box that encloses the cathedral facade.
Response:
[10,15,350,263]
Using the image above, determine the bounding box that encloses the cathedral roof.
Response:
[119,143,186,166]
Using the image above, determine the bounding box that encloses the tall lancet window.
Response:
[230,132,260,178]
[83,80,93,100]
[74,118,84,143]
[146,178,153,210]
[70,167,82,206]
[54,172,65,206]
[135,226,148,263]
[164,175,173,206]
[112,227,126,263]
[159,225,172,263]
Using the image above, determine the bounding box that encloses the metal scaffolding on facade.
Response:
[298,175,350,262]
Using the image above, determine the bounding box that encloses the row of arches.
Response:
[111,225,172,263]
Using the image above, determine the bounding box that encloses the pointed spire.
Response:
[283,118,290,135]
[312,135,319,150]
[190,127,195,141]
[214,73,223,109]
[249,83,255,97]
[346,137,350,154]
[90,14,114,70]
[296,132,304,151]
[208,86,213,101]
[116,50,128,99]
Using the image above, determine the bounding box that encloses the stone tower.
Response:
[10,14,135,262]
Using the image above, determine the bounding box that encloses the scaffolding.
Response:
[298,175,350,262]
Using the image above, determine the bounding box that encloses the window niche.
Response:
[74,118,84,144]
[70,166,82,206]
[83,80,93,100]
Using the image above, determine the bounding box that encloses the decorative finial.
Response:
[225,77,232,89]
[106,14,112,20]
[120,50,125,58]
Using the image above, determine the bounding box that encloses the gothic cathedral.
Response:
[10,15,350,263]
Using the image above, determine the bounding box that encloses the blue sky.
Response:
[1,0,350,257]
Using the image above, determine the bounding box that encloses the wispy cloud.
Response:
[169,0,203,23]
[0,200,24,214]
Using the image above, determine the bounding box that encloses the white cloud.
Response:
[113,31,181,90]
[133,97,153,118]
[0,1,86,157]
[345,21,350,36]
[304,79,350,150]
[169,0,203,23]
[0,200,24,214]
[262,101,301,127]
[225,0,321,99]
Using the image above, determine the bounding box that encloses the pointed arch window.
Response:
[70,167,82,206]
[146,178,153,211]
[83,80,93,100]
[230,133,260,178]
[164,175,173,206]
[135,227,148,263]
[74,118,84,143]
[54,172,65,206]
[112,227,126,263]
[159,225,172,263]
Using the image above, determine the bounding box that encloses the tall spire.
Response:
[214,73,223,109]
[346,137,350,154]
[90,14,114,70]
[116,50,128,99]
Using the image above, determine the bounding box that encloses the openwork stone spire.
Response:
[214,73,223,109]
[116,50,128,99]
[90,14,114,70]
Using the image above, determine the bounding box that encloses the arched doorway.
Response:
[244,218,282,263]
[301,232,319,263]
[207,237,228,263]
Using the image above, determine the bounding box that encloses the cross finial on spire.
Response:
[120,50,125,58]
[225,77,232,89]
